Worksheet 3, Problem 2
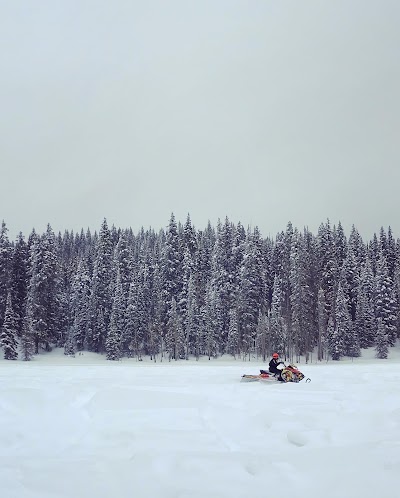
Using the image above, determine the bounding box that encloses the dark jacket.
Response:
[269,358,283,374]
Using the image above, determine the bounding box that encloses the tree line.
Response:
[0,215,398,362]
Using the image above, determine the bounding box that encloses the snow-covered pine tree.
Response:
[64,326,76,356]
[238,228,264,358]
[348,225,366,270]
[26,229,59,354]
[317,220,338,323]
[148,259,163,360]
[161,213,183,338]
[201,287,219,360]
[0,292,18,359]
[20,316,34,361]
[328,282,349,360]
[339,273,360,358]
[340,247,359,321]
[386,226,397,280]
[42,225,62,346]
[271,223,294,348]
[375,252,398,346]
[302,228,319,358]
[394,259,400,341]
[105,271,125,360]
[375,318,389,359]
[0,221,11,330]
[227,306,240,358]
[184,273,200,359]
[210,217,236,349]
[165,298,184,360]
[232,222,246,305]
[123,280,137,357]
[317,287,327,360]
[192,231,210,311]
[87,219,113,353]
[178,247,193,352]
[262,236,274,309]
[344,319,360,359]
[70,259,91,351]
[10,232,29,337]
[333,221,347,270]
[57,231,78,347]
[183,214,197,257]
[269,274,286,356]
[290,230,314,361]
[113,229,133,301]
[355,259,376,348]
[136,263,151,358]
[255,310,268,362]
[368,233,380,276]
[338,259,360,358]
[124,253,154,360]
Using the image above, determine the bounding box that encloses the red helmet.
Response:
[272,352,279,359]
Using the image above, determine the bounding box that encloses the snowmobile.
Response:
[241,363,311,383]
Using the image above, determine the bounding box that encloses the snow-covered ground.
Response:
[1,349,400,498]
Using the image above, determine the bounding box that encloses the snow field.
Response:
[1,354,400,498]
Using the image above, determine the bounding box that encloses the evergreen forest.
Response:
[0,215,398,363]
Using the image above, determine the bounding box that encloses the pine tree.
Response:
[0,221,11,330]
[71,259,91,351]
[123,280,139,358]
[135,266,150,359]
[386,227,396,279]
[184,274,200,359]
[290,230,314,360]
[162,213,182,309]
[368,233,380,276]
[0,293,18,359]
[269,275,285,356]
[178,247,193,350]
[340,248,359,321]
[42,225,62,345]
[87,219,113,352]
[317,221,338,321]
[227,306,240,358]
[255,310,268,361]
[328,283,349,360]
[26,231,57,354]
[165,298,184,360]
[333,221,347,270]
[238,228,265,358]
[271,223,294,346]
[355,259,376,348]
[148,259,163,360]
[113,229,134,300]
[375,318,388,359]
[375,252,397,346]
[64,326,76,356]
[183,214,197,257]
[105,272,124,361]
[317,288,327,360]
[210,217,237,348]
[344,320,360,359]
[201,287,219,360]
[394,261,400,341]
[20,317,34,361]
[348,225,366,269]
[10,232,29,337]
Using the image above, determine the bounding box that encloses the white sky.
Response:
[1,348,400,498]
[1,1,400,240]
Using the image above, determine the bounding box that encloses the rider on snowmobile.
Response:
[268,353,285,380]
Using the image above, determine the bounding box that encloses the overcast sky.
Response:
[1,0,399,241]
